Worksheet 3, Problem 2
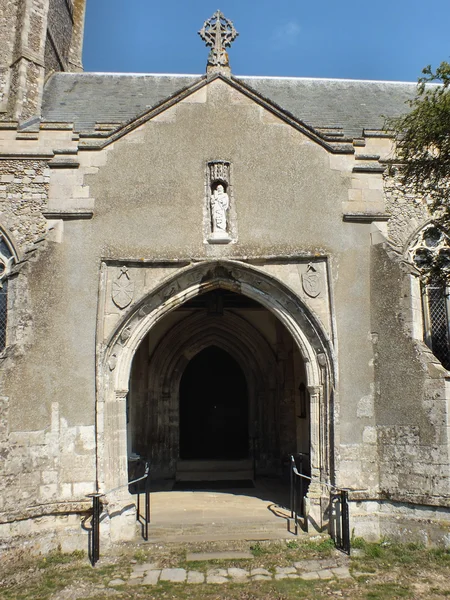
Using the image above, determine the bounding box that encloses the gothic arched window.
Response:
[409,225,450,369]
[0,232,15,353]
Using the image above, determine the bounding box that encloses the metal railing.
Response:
[330,488,350,555]
[136,464,151,541]
[86,462,150,566]
[289,454,309,535]
[289,455,351,555]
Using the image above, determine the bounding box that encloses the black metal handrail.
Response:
[289,455,310,535]
[86,463,150,566]
[289,455,351,554]
[136,464,151,541]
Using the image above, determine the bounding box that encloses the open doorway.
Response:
[127,289,311,484]
[179,345,248,460]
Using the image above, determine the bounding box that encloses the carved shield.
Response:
[112,278,134,309]
[302,264,321,298]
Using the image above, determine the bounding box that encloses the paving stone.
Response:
[129,572,143,579]
[206,575,228,584]
[294,560,322,571]
[275,573,300,580]
[128,578,144,586]
[300,571,320,580]
[332,566,351,579]
[207,568,228,577]
[187,571,205,584]
[228,567,249,580]
[108,579,125,586]
[133,562,159,573]
[275,566,297,574]
[252,574,272,581]
[251,567,271,576]
[317,569,334,580]
[142,570,161,585]
[318,559,338,569]
[160,568,187,583]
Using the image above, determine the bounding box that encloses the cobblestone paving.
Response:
[108,558,352,587]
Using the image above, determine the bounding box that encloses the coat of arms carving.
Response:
[302,263,322,298]
[112,266,134,309]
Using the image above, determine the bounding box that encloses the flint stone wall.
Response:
[0,159,49,249]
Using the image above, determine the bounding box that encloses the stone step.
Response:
[176,459,254,481]
[175,470,254,481]
[144,520,298,543]
[177,459,253,471]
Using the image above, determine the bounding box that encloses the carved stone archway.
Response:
[97,260,336,533]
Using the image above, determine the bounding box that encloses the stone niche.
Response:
[205,160,237,244]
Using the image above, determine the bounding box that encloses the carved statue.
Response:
[210,184,229,234]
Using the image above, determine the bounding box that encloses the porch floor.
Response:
[140,477,303,543]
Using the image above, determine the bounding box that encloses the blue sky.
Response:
[83,0,450,82]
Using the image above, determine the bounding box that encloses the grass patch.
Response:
[37,549,85,568]
[250,542,273,557]
[366,582,411,599]
[2,539,450,599]
[133,548,147,563]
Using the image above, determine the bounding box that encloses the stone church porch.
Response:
[99,260,334,542]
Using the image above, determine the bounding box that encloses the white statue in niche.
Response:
[210,183,229,236]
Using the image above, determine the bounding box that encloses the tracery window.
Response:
[0,233,14,353]
[409,225,450,369]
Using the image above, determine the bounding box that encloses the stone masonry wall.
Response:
[0,0,20,68]
[7,58,45,121]
[0,394,94,551]
[0,240,94,543]
[44,33,61,73]
[0,159,49,250]
[0,0,21,112]
[384,167,429,250]
[371,242,450,507]
[0,0,77,121]
[46,0,73,71]
[67,0,85,71]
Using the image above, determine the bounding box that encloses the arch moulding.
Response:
[96,259,336,529]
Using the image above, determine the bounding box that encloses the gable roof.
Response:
[41,72,419,139]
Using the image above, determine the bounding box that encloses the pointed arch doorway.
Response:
[179,345,249,460]
[101,260,335,535]
[127,288,312,482]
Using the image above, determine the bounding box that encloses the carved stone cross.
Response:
[198,10,238,73]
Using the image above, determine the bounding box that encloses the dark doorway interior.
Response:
[179,345,249,460]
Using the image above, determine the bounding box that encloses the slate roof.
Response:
[41,72,421,138]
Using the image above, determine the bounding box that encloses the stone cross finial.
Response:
[198,10,238,74]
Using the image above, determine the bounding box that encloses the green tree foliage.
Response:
[387,62,450,281]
